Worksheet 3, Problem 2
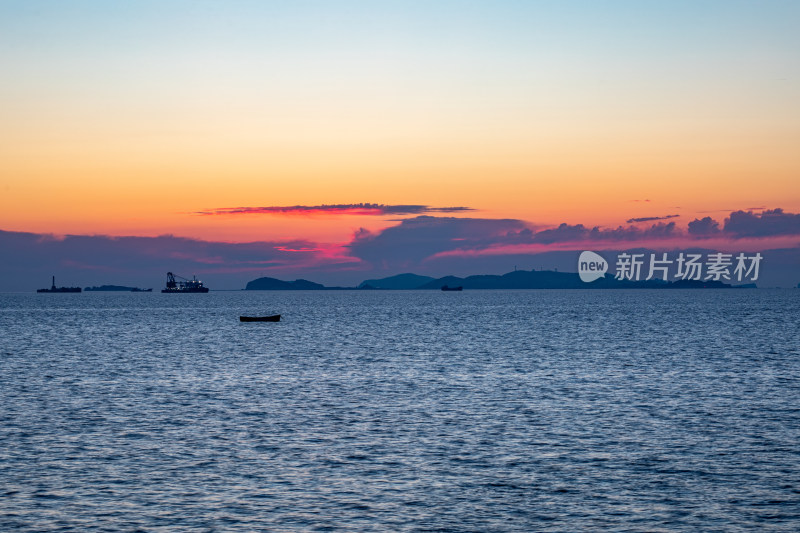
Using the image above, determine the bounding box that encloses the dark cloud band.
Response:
[688,209,800,238]
[195,204,474,216]
[626,214,680,223]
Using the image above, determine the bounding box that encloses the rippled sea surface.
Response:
[1,289,799,531]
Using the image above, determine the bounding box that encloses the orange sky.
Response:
[1,2,798,244]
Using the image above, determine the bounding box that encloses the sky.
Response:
[1,1,799,289]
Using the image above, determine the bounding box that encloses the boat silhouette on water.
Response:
[240,315,281,322]
[37,276,81,293]
[161,272,209,293]
[441,285,463,291]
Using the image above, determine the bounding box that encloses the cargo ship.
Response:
[161,272,209,293]
[440,285,463,291]
[37,276,82,293]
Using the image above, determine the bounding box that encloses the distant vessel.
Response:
[240,314,281,322]
[161,272,209,293]
[37,276,81,293]
[130,288,153,292]
[441,285,463,291]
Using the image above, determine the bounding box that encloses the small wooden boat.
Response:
[441,285,463,291]
[240,314,281,322]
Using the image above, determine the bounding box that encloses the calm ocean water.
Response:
[1,289,799,532]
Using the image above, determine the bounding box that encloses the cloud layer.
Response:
[723,208,800,237]
[3,208,799,290]
[195,203,474,217]
[626,214,680,223]
[686,209,800,238]
[349,216,526,266]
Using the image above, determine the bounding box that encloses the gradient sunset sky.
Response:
[1,1,799,287]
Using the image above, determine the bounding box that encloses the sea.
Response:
[1,289,799,532]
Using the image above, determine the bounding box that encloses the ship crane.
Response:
[162,272,209,293]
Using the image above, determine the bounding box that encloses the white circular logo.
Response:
[578,251,608,282]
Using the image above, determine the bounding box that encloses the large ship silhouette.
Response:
[161,272,209,293]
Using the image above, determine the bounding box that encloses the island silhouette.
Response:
[244,269,749,290]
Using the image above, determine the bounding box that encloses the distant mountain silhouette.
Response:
[417,270,587,289]
[84,284,152,292]
[417,270,740,289]
[245,277,326,290]
[358,273,435,289]
[242,270,752,290]
[668,279,737,289]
